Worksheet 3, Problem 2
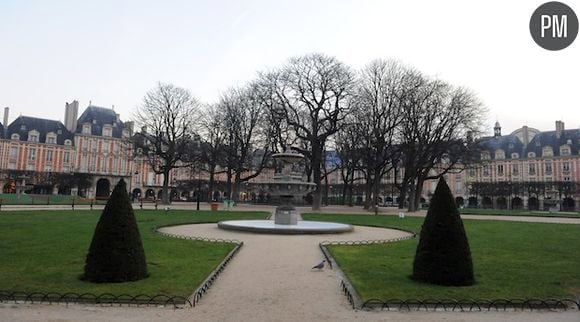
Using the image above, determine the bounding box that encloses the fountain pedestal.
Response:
[275,196,298,225]
[217,150,353,234]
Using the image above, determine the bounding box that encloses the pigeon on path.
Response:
[312,260,326,270]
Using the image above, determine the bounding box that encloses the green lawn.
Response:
[460,208,580,218]
[0,210,267,297]
[303,213,580,300]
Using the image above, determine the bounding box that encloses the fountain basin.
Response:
[218,220,353,234]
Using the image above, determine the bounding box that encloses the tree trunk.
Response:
[226,168,232,200]
[363,174,373,210]
[232,171,241,202]
[311,147,322,211]
[407,181,416,212]
[372,167,381,212]
[161,170,171,205]
[348,175,354,207]
[207,167,215,202]
[323,170,329,206]
[413,179,424,211]
[398,176,409,209]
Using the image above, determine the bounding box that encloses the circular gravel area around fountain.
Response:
[217,220,353,234]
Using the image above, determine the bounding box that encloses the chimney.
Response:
[522,126,529,147]
[64,101,79,132]
[3,107,8,128]
[555,120,565,138]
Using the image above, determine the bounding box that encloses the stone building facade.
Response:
[0,101,578,210]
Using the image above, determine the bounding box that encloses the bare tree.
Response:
[263,53,355,210]
[398,79,485,212]
[134,82,200,204]
[352,59,415,210]
[335,122,365,206]
[219,85,271,202]
[198,103,227,201]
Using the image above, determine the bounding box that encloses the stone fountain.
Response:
[218,150,353,234]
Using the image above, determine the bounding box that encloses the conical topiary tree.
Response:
[83,179,148,282]
[412,177,474,286]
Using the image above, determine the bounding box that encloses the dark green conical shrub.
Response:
[412,177,474,286]
[83,179,148,283]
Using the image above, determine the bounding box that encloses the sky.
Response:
[1,0,579,136]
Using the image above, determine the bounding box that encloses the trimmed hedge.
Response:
[83,179,148,283]
[412,177,474,286]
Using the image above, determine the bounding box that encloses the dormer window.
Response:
[103,126,113,137]
[495,149,505,160]
[11,133,20,140]
[83,124,91,134]
[64,139,72,146]
[528,152,536,158]
[28,130,40,142]
[560,145,571,156]
[511,152,519,159]
[122,129,130,138]
[46,132,57,144]
[481,151,491,160]
[542,146,553,157]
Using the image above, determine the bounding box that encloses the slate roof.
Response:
[76,105,125,138]
[6,116,74,145]
[477,128,580,159]
[526,129,580,156]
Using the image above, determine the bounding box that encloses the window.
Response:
[10,146,18,159]
[63,151,70,163]
[495,150,505,160]
[545,162,552,175]
[512,164,519,175]
[560,146,571,156]
[481,151,491,160]
[483,165,490,176]
[103,127,112,137]
[542,146,553,157]
[103,142,109,153]
[11,133,20,140]
[528,152,536,158]
[83,124,91,134]
[28,148,36,161]
[511,152,519,159]
[47,136,56,144]
[529,163,536,175]
[28,131,39,142]
[497,164,504,176]
[469,168,476,177]
[46,150,53,162]
[563,162,570,172]
[64,139,72,146]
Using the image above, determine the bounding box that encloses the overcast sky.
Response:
[1,0,578,135]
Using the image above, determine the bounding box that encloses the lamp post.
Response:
[196,168,201,211]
